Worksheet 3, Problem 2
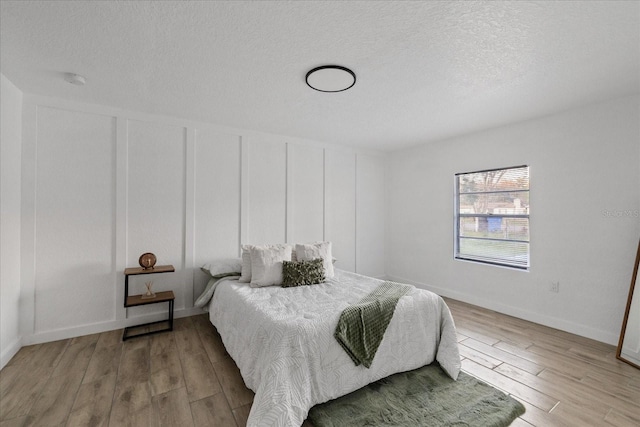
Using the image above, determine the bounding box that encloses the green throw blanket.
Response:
[334,281,412,368]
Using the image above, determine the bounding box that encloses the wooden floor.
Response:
[1,300,639,426]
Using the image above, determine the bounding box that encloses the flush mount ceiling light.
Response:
[64,72,86,86]
[306,65,356,92]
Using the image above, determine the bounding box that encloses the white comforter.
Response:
[208,269,461,427]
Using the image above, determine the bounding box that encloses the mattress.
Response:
[208,269,461,427]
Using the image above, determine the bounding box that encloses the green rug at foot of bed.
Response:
[307,363,525,427]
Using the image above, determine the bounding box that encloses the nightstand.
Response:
[123,264,175,340]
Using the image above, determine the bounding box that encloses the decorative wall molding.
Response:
[18,95,386,343]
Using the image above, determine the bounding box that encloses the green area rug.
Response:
[308,363,525,427]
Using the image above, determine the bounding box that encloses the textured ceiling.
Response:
[1,1,638,151]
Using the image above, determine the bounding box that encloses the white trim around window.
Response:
[454,165,530,270]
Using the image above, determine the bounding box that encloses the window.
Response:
[455,166,530,270]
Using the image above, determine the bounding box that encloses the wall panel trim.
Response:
[285,143,293,243]
[17,95,386,345]
[322,149,327,241]
[19,102,37,337]
[240,136,249,251]
[115,116,128,321]
[184,127,196,307]
[354,154,358,273]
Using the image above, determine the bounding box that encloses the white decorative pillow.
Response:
[295,241,334,279]
[250,244,292,287]
[201,258,242,278]
[238,245,254,283]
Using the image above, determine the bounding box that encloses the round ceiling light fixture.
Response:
[306,65,356,93]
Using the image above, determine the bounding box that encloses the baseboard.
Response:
[21,306,206,346]
[387,274,619,346]
[1,336,23,369]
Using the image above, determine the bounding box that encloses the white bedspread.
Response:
[208,269,460,427]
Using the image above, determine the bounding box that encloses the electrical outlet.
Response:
[550,281,560,293]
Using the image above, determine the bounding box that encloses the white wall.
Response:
[18,95,386,345]
[387,95,640,344]
[356,154,386,277]
[0,74,23,368]
[325,149,357,271]
[12,85,635,353]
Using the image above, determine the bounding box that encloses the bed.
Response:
[204,268,461,427]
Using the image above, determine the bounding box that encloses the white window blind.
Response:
[455,165,530,270]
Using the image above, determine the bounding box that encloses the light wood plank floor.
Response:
[1,300,639,426]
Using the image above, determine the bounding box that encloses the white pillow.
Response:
[295,241,334,279]
[250,244,292,287]
[240,243,293,283]
[238,245,254,283]
[201,258,242,278]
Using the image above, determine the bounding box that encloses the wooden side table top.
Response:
[124,265,175,276]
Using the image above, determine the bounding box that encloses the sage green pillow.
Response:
[282,258,325,287]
